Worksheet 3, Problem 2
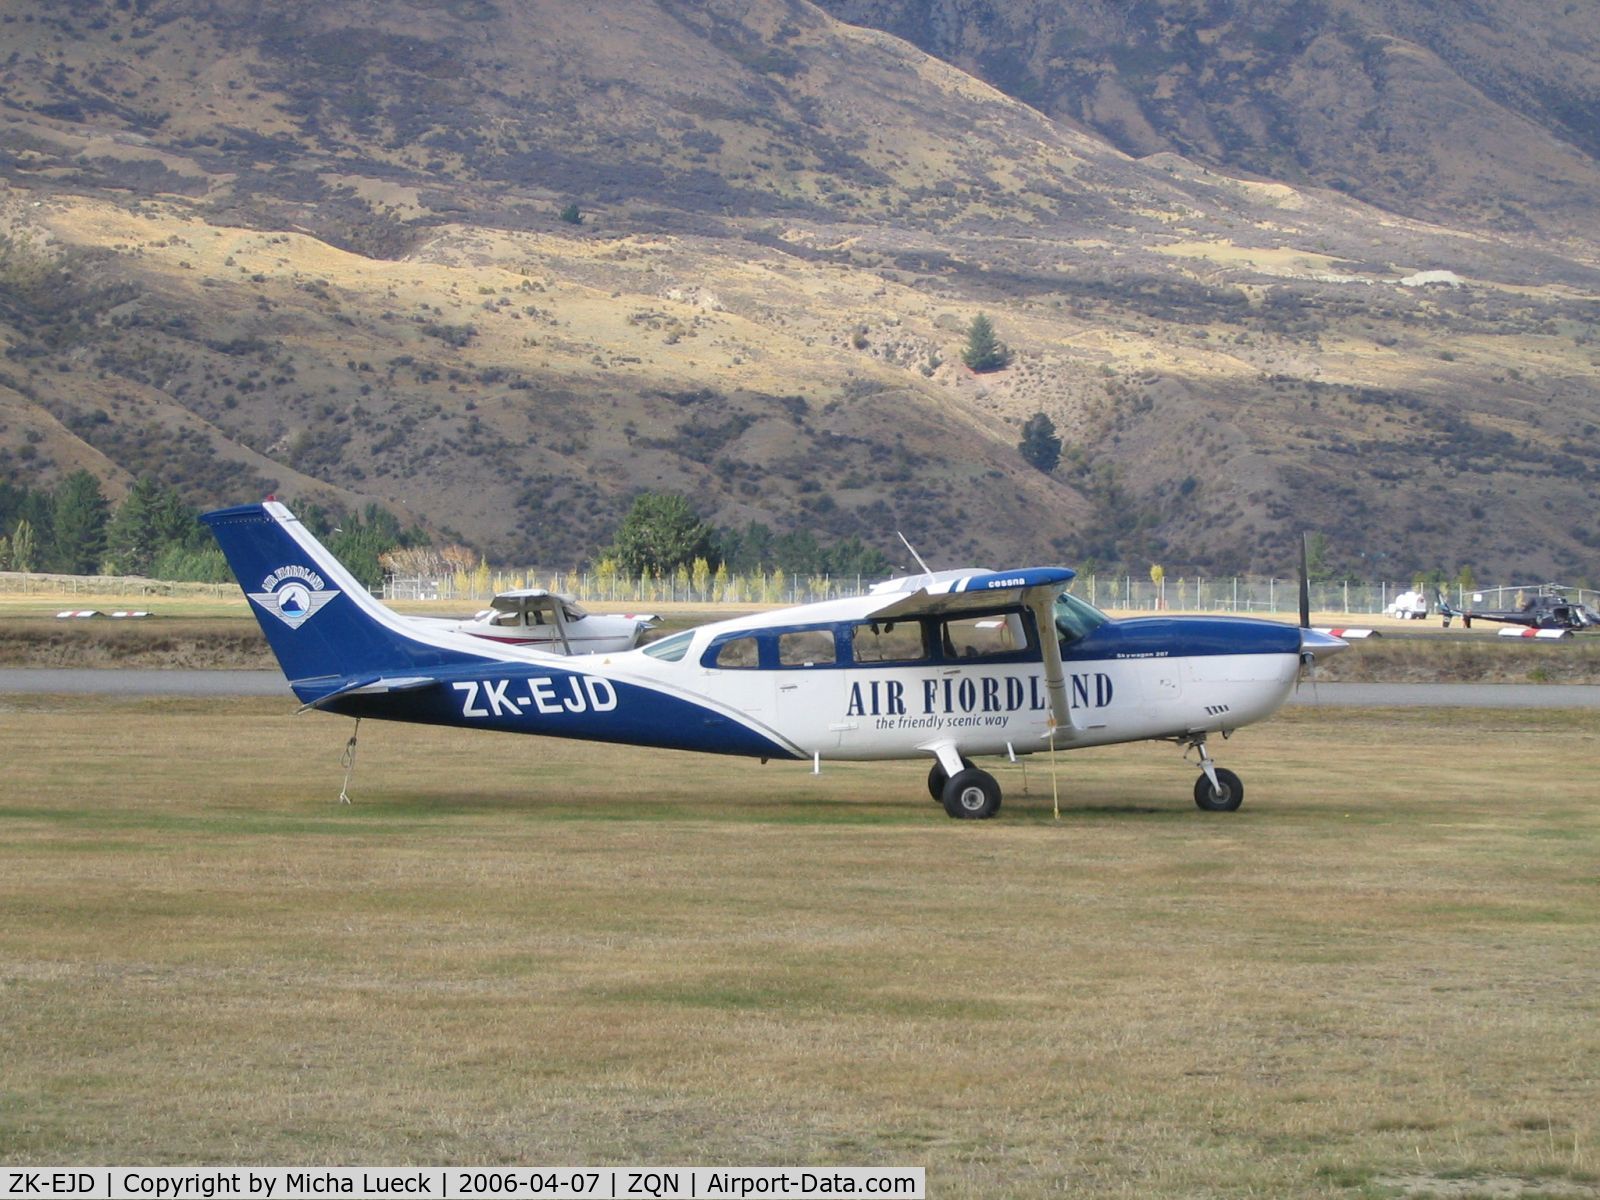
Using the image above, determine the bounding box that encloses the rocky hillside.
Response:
[816,0,1600,239]
[2,0,1598,577]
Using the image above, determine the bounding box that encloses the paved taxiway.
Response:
[3,670,1600,708]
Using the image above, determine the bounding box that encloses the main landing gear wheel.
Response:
[927,756,976,802]
[1194,767,1244,812]
[942,768,1002,820]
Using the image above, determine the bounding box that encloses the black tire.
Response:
[927,757,975,802]
[1193,767,1244,812]
[942,768,1002,819]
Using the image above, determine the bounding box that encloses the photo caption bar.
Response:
[1,1169,924,1200]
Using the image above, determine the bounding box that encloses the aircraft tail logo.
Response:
[248,565,340,629]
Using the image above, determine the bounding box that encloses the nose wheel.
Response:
[1193,766,1244,811]
[1185,735,1245,812]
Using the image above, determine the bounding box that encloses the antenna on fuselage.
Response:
[897,530,932,574]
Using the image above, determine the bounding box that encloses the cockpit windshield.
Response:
[1053,590,1109,645]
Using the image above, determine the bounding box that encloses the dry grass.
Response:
[2,697,1597,1197]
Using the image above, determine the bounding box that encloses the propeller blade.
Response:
[1298,533,1311,629]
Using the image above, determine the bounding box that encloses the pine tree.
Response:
[51,469,110,574]
[961,312,1010,373]
[1018,412,1062,473]
[102,477,164,575]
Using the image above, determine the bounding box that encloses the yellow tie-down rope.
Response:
[1048,718,1060,821]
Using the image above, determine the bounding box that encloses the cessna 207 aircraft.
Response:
[203,500,1347,818]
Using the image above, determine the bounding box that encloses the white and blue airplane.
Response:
[203,500,1347,818]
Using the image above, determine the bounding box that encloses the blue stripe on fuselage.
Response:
[1065,616,1302,663]
[304,664,800,760]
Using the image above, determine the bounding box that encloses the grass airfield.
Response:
[2,694,1597,1197]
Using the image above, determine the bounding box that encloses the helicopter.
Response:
[1436,587,1600,633]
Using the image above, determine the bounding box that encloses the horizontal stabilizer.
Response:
[297,675,441,712]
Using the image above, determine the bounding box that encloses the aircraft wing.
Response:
[866,567,1076,736]
[864,567,1076,621]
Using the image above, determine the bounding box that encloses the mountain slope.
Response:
[815,0,1600,238]
[2,0,1598,578]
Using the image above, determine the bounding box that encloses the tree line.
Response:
[2,475,892,587]
[0,472,422,587]
[0,472,223,580]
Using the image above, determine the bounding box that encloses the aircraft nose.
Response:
[1299,628,1350,659]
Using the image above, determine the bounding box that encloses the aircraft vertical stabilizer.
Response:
[202,501,493,691]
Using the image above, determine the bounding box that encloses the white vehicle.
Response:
[205,501,1348,818]
[1385,589,1429,619]
[412,588,658,655]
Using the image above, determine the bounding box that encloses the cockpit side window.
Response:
[937,611,1032,660]
[642,631,692,662]
[1054,591,1110,645]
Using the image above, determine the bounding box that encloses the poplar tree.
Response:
[9,519,36,572]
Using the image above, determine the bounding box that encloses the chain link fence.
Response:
[6,567,1592,616]
[379,571,1600,615]
[0,571,234,599]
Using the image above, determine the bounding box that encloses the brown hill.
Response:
[816,0,1600,238]
[2,0,1598,578]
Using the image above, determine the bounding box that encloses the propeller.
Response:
[1299,531,1311,630]
[1296,532,1349,696]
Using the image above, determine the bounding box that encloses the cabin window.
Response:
[852,620,927,664]
[642,631,692,662]
[939,612,1030,660]
[712,636,761,669]
[778,628,836,667]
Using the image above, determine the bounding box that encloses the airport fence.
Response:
[379,572,1600,616]
[0,570,234,599]
[5,567,1591,618]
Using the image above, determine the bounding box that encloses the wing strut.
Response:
[1024,590,1072,735]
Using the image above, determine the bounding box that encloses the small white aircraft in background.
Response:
[204,501,1347,818]
[410,588,658,655]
